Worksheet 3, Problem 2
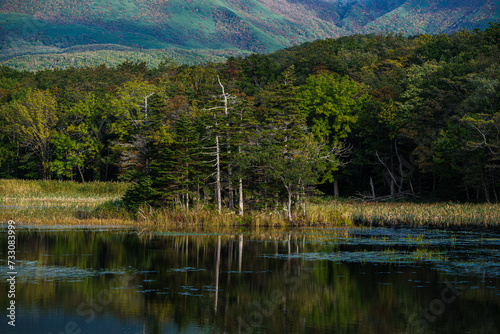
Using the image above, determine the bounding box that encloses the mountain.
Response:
[1,0,498,70]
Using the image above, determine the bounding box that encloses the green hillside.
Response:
[0,0,498,70]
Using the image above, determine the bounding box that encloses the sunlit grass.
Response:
[0,179,133,226]
[129,205,349,229]
[2,180,499,229]
[0,179,129,198]
[316,201,500,228]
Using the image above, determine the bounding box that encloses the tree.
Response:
[250,70,348,220]
[149,108,203,208]
[52,93,111,181]
[109,81,157,179]
[298,72,366,195]
[2,88,58,179]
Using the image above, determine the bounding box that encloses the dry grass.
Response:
[0,179,133,227]
[2,180,499,229]
[319,201,500,228]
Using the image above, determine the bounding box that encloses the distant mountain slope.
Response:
[361,0,500,35]
[0,0,498,69]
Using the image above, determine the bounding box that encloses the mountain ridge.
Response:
[1,0,498,69]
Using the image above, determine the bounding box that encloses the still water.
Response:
[1,226,499,334]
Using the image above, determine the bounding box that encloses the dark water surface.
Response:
[1,227,499,333]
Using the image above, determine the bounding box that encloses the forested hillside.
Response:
[1,26,499,211]
[1,0,499,71]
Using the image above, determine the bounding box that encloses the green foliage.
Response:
[299,72,367,142]
[122,177,157,212]
[1,88,58,178]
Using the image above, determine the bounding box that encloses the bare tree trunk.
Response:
[464,180,470,201]
[77,165,85,183]
[334,180,339,198]
[394,141,404,193]
[301,185,306,217]
[217,76,234,210]
[143,92,154,175]
[228,168,234,210]
[491,172,498,203]
[197,182,201,207]
[370,177,376,199]
[41,156,49,180]
[238,177,244,216]
[484,181,491,203]
[376,151,399,195]
[287,186,293,221]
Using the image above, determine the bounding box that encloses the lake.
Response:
[1,226,499,333]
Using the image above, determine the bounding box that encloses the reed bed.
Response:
[133,206,347,229]
[0,179,133,227]
[319,201,500,228]
[0,179,129,198]
[2,179,499,229]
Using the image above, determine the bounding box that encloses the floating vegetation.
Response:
[0,260,124,282]
[169,267,206,273]
[260,226,500,278]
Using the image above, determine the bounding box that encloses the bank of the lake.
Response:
[1,179,500,230]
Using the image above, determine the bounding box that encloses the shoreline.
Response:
[1,179,499,231]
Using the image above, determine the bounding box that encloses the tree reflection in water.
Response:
[0,228,499,333]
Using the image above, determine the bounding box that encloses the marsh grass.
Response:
[0,179,129,198]
[132,205,348,229]
[2,179,499,229]
[0,179,133,226]
[300,204,352,226]
[319,201,500,228]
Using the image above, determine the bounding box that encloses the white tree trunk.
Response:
[217,76,234,210]
[238,177,244,216]
[287,186,293,221]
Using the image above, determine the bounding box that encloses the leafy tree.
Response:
[299,72,366,144]
[109,80,157,179]
[298,72,366,195]
[251,71,346,219]
[1,88,58,179]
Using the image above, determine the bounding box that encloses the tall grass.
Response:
[2,179,499,229]
[0,179,132,226]
[318,201,500,228]
[0,179,129,197]
[131,205,349,229]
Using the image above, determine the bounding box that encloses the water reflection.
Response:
[0,228,499,333]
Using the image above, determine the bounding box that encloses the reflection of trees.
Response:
[0,230,499,333]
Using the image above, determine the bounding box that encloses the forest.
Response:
[1,23,499,216]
